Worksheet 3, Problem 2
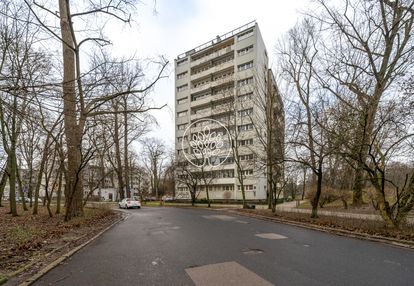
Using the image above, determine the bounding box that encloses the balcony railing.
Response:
[177,21,256,59]
[190,45,234,68]
[191,74,234,94]
[191,59,234,81]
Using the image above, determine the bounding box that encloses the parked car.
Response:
[119,198,141,209]
[16,197,42,204]
[164,196,174,202]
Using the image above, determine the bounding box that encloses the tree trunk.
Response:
[352,163,364,205]
[311,168,323,218]
[56,137,66,214]
[0,170,7,207]
[302,167,307,200]
[59,0,84,221]
[28,165,34,207]
[191,188,196,206]
[33,134,51,215]
[44,176,53,218]
[206,187,211,207]
[8,148,18,216]
[56,165,63,214]
[123,97,130,198]
[114,109,125,199]
[16,165,28,211]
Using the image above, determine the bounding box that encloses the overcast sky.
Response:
[107,0,309,150]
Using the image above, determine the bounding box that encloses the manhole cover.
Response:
[242,248,264,255]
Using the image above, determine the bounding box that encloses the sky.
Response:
[106,0,309,150]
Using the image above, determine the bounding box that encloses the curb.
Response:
[228,210,414,250]
[18,214,125,286]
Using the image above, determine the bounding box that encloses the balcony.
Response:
[190,94,212,107]
[191,74,234,95]
[190,90,234,108]
[190,109,212,121]
[191,45,234,68]
[190,59,234,82]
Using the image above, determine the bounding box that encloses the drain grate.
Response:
[242,248,264,255]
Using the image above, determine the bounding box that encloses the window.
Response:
[177,97,187,105]
[238,184,254,191]
[238,61,253,71]
[237,29,254,41]
[223,185,234,191]
[238,138,254,146]
[238,108,253,117]
[218,169,234,178]
[177,84,188,92]
[177,111,187,117]
[177,71,188,79]
[241,169,253,176]
[237,77,253,87]
[220,157,234,164]
[177,123,187,130]
[237,45,253,56]
[239,154,254,161]
[237,124,253,132]
[238,92,253,101]
[177,58,188,66]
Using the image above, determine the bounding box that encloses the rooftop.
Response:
[176,21,256,60]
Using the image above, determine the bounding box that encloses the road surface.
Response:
[34,207,414,286]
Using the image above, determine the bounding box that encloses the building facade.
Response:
[175,21,284,201]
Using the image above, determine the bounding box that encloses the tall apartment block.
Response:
[175,21,284,201]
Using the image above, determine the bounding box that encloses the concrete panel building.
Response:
[175,21,284,202]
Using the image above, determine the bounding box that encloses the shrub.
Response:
[196,198,213,204]
[306,187,351,208]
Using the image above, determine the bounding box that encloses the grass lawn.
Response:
[297,199,379,215]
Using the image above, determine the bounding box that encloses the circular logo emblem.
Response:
[181,118,231,168]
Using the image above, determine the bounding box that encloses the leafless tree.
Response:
[278,18,341,218]
[310,0,414,205]
[0,1,49,216]
[142,137,166,200]
[247,68,285,211]
[175,160,202,206]
[22,0,168,220]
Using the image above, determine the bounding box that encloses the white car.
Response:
[119,198,141,209]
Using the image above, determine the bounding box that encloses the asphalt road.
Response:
[34,207,414,286]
